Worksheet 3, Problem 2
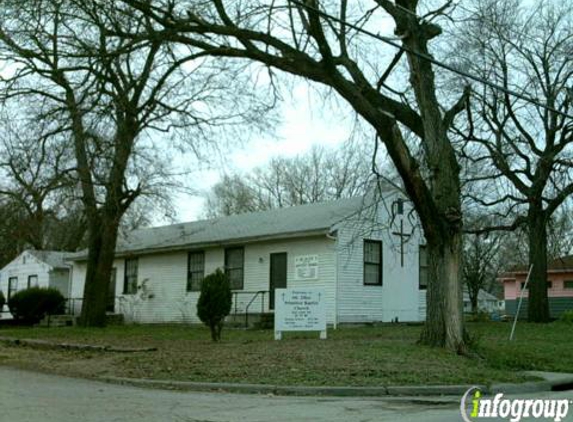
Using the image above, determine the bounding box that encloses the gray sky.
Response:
[174,83,357,222]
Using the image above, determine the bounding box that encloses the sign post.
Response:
[274,288,327,340]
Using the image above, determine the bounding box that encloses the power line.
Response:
[381,0,572,59]
[287,0,573,120]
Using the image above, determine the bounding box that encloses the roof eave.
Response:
[67,228,332,262]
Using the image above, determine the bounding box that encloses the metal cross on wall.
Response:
[391,199,412,267]
[392,220,411,267]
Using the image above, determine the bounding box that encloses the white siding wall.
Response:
[418,291,427,321]
[49,269,71,298]
[335,198,425,323]
[70,235,338,324]
[69,262,87,316]
[0,251,53,299]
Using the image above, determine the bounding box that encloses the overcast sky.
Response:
[174,83,358,223]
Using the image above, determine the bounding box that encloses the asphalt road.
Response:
[1,367,572,422]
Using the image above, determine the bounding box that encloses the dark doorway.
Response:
[269,253,287,310]
[7,277,18,302]
[107,268,117,313]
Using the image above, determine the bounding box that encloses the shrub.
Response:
[560,310,573,324]
[466,311,491,323]
[8,287,66,324]
[196,269,232,341]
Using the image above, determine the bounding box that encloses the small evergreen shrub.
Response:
[8,287,66,324]
[197,269,232,341]
[560,310,573,324]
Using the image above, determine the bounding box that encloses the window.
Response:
[547,281,553,289]
[363,240,382,286]
[565,280,573,289]
[187,251,205,292]
[225,247,244,290]
[27,275,38,289]
[123,258,138,294]
[521,282,529,290]
[419,245,428,290]
[8,277,18,301]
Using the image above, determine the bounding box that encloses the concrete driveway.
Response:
[1,367,571,422]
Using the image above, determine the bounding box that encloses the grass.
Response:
[0,321,571,387]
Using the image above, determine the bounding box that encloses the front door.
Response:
[269,253,287,310]
[106,268,117,313]
[7,277,18,302]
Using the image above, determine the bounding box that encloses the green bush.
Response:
[466,311,491,323]
[197,269,232,341]
[8,287,66,323]
[560,310,573,324]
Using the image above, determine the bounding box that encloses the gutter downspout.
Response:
[327,231,339,330]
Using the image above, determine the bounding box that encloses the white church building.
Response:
[67,193,428,325]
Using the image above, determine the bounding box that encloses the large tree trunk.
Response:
[79,214,120,327]
[393,3,466,352]
[420,232,466,352]
[527,207,550,322]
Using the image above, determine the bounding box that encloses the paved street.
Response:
[1,367,572,422]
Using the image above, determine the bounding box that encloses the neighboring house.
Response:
[499,255,573,319]
[462,288,504,314]
[0,250,72,316]
[68,194,428,325]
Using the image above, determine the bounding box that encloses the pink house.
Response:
[500,255,573,318]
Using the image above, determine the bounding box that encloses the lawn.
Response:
[0,322,571,387]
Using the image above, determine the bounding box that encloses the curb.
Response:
[490,371,573,395]
[101,375,573,398]
[102,377,392,397]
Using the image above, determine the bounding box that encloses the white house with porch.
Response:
[68,193,427,325]
[0,250,72,317]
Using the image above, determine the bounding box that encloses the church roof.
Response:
[67,195,393,260]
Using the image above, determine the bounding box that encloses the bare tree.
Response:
[0,0,271,326]
[0,116,77,251]
[205,174,265,218]
[0,198,29,266]
[205,142,371,217]
[121,0,473,351]
[0,115,178,262]
[546,204,573,261]
[463,232,501,314]
[453,0,573,322]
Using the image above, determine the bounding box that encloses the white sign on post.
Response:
[274,288,327,340]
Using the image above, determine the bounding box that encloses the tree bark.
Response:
[393,1,466,352]
[420,232,465,351]
[79,214,121,327]
[471,294,478,314]
[209,320,221,342]
[527,206,550,322]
